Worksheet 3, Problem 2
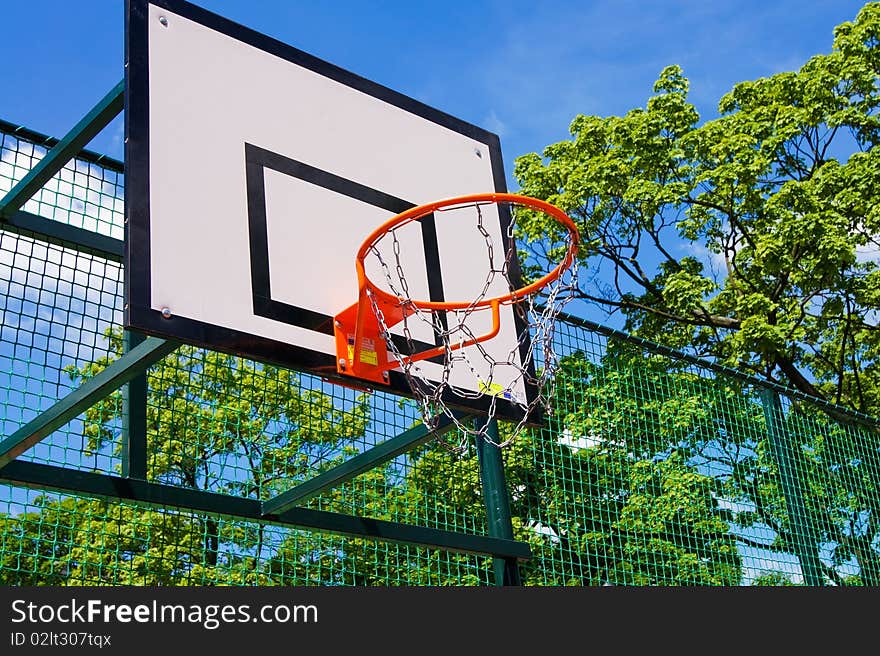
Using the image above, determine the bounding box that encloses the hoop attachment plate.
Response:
[333,297,404,385]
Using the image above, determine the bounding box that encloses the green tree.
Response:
[564,344,880,585]
[514,3,880,416]
[382,351,744,586]
[1,329,370,585]
[1,497,78,585]
[514,4,880,585]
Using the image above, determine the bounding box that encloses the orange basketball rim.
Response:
[333,192,580,386]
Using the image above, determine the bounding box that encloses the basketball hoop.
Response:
[334,192,579,449]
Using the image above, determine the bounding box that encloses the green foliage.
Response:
[4,329,877,586]
[542,346,880,586]
[752,571,797,586]
[73,330,370,496]
[377,350,748,586]
[515,3,880,417]
[514,2,880,585]
[0,332,763,585]
[2,328,373,585]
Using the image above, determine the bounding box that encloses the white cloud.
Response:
[682,241,728,283]
[0,232,122,367]
[1,137,124,240]
[558,426,602,451]
[482,110,507,139]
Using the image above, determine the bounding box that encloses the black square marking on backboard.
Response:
[243,143,445,353]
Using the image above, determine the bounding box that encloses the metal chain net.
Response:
[366,200,578,450]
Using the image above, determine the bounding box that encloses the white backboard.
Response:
[125,0,536,417]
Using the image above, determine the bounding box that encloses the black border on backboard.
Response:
[244,143,445,359]
[124,0,540,421]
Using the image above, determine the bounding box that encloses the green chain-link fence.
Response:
[1,118,878,586]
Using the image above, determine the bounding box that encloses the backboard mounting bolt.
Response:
[159,16,169,27]
[334,320,342,328]
[474,148,482,158]
[382,371,389,381]
[161,307,172,319]
[338,358,347,370]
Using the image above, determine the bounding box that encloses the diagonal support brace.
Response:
[0,337,178,469]
[262,412,468,516]
[0,79,125,219]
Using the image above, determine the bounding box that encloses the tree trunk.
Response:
[205,518,219,568]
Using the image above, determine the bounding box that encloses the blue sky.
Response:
[0,0,871,185]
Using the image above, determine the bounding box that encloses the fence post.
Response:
[759,389,825,586]
[121,330,148,479]
[476,418,522,586]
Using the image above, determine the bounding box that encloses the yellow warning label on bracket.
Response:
[359,336,378,366]
[347,334,378,366]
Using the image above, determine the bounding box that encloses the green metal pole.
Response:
[4,210,124,261]
[0,80,124,219]
[121,331,148,479]
[476,419,522,586]
[760,389,825,586]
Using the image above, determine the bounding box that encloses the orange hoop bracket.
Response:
[333,192,579,385]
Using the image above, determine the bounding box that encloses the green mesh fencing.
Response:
[1,119,878,586]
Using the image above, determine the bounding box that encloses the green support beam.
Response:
[262,413,467,515]
[3,209,124,261]
[121,331,149,479]
[0,80,124,219]
[0,338,178,469]
[476,419,522,586]
[0,460,532,562]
